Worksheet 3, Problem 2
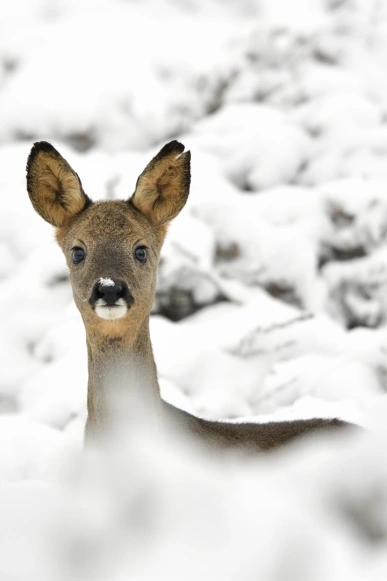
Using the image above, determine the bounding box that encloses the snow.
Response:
[2,0,387,578]
[99,277,115,287]
[191,104,312,190]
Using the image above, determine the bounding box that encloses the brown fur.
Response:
[26,141,91,227]
[130,140,191,225]
[26,140,354,452]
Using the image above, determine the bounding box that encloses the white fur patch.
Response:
[95,298,128,320]
[99,277,115,287]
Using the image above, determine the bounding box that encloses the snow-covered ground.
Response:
[2,0,387,578]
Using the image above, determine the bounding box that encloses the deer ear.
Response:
[26,141,91,228]
[130,140,191,225]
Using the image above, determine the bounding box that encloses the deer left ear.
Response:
[26,141,91,228]
[129,140,191,225]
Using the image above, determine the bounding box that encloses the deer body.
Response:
[26,140,348,452]
[85,314,344,451]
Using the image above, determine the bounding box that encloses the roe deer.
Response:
[26,140,350,451]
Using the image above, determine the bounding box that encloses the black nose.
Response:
[90,279,133,306]
[97,281,124,305]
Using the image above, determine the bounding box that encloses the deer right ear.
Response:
[129,140,191,225]
[26,141,91,228]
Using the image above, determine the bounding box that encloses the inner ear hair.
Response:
[27,141,91,228]
[130,140,191,225]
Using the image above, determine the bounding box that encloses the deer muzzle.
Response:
[89,278,134,320]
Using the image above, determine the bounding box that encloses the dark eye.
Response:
[72,247,85,264]
[134,246,147,263]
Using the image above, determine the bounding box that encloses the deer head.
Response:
[26,140,191,347]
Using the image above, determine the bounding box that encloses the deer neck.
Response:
[84,317,162,439]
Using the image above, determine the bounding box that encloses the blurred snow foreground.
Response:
[3,422,387,581]
[2,0,387,578]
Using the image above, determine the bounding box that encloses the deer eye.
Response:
[72,247,85,264]
[134,246,147,263]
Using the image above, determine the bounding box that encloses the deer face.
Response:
[26,141,190,338]
[57,200,161,325]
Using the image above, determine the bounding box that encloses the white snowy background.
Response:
[2,0,387,579]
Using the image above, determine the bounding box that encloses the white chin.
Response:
[95,304,128,320]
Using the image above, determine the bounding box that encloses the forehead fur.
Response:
[56,200,166,247]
